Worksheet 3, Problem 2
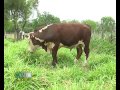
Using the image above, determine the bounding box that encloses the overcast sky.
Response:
[30,0,116,22]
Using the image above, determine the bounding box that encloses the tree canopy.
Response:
[4,0,38,30]
[100,16,115,32]
[32,12,61,29]
[81,19,97,31]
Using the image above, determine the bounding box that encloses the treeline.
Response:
[4,0,116,42]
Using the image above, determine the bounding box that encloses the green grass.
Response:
[4,37,116,90]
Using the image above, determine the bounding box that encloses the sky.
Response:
[30,0,116,22]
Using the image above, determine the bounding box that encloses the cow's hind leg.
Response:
[52,43,59,67]
[83,45,90,66]
[74,45,83,64]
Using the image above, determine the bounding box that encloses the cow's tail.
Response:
[85,24,91,38]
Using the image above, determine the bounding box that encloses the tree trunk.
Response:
[13,21,20,40]
[14,30,19,40]
[22,20,26,31]
[14,31,16,40]
[14,28,20,40]
[16,29,20,40]
[12,11,20,41]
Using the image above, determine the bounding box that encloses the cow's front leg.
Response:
[52,43,59,67]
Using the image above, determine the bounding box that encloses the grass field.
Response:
[4,35,116,90]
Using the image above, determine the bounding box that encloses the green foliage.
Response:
[19,0,39,31]
[61,20,68,23]
[4,33,116,90]
[99,16,116,41]
[4,0,38,34]
[100,16,115,32]
[68,20,80,23]
[4,20,14,32]
[32,12,60,29]
[90,34,116,55]
[81,19,97,31]
[61,19,80,23]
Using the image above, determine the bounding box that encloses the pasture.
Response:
[4,34,116,90]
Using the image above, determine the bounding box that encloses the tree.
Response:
[61,19,80,23]
[81,19,97,33]
[100,16,115,40]
[4,20,14,33]
[61,20,67,23]
[22,21,35,33]
[68,19,80,23]
[20,0,39,31]
[32,12,61,29]
[4,0,38,40]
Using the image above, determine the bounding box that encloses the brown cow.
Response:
[27,23,91,66]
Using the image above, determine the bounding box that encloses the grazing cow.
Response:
[27,23,91,66]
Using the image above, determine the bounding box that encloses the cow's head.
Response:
[27,32,46,52]
[27,24,53,52]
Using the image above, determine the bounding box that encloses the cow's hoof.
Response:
[82,62,88,67]
[52,62,57,67]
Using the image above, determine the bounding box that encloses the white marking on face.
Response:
[28,38,39,52]
[39,24,53,33]
[34,37,44,42]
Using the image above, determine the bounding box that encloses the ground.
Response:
[4,36,116,90]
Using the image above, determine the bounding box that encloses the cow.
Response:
[27,23,91,67]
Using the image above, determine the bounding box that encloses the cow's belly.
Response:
[44,40,85,53]
[59,40,85,49]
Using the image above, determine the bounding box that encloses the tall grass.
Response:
[4,34,116,90]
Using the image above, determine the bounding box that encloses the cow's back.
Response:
[49,23,91,46]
